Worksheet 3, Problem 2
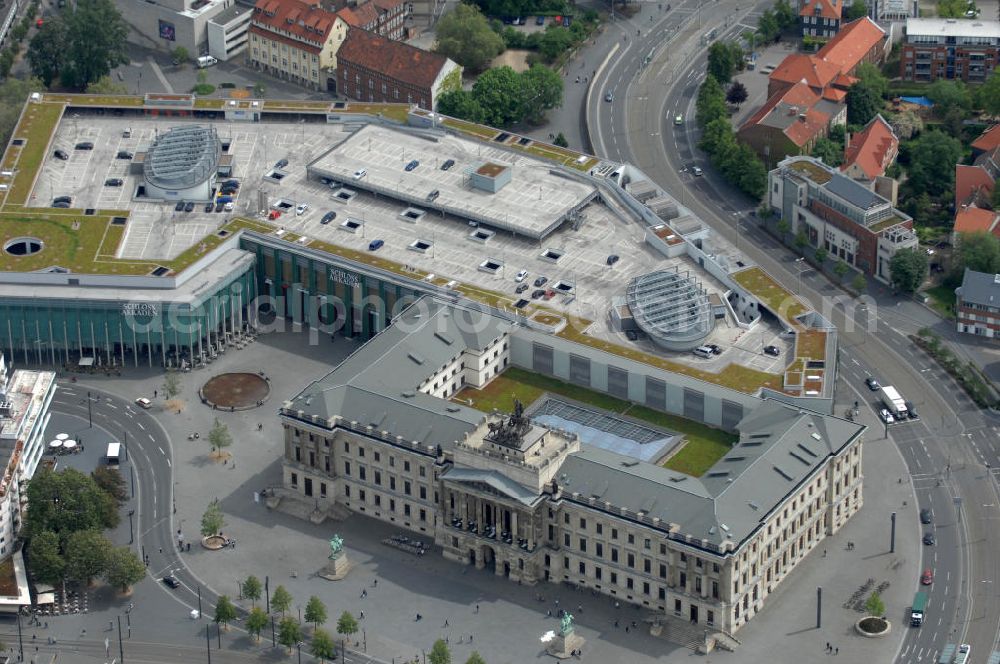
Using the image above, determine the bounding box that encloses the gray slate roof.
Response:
[825,171,885,211]
[556,400,864,549]
[286,298,510,447]
[957,268,1000,308]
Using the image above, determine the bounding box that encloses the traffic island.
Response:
[855,616,891,638]
[199,372,271,411]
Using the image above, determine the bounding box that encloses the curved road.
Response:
[589,16,1000,664]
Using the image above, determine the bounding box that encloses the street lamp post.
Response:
[794,257,806,294]
[128,509,134,544]
[87,390,93,427]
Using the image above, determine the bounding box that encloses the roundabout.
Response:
[199,372,270,410]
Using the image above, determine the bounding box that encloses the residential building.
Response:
[955,148,999,210]
[335,27,460,109]
[738,81,847,168]
[279,297,865,638]
[900,18,1000,82]
[953,206,1000,245]
[246,0,349,91]
[841,115,898,183]
[767,155,918,284]
[336,0,408,40]
[0,354,56,561]
[800,0,842,41]
[768,17,887,98]
[972,124,1000,156]
[207,1,253,61]
[956,268,1000,339]
[114,0,244,56]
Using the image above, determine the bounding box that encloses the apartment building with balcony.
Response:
[767,156,917,284]
[900,18,1000,81]
[278,298,866,640]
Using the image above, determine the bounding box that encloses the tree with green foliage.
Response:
[865,591,886,617]
[814,247,828,264]
[25,468,119,541]
[520,63,563,123]
[242,575,262,607]
[304,596,327,630]
[707,41,742,84]
[724,142,768,199]
[756,9,780,43]
[214,595,237,628]
[436,90,483,124]
[57,0,129,89]
[954,232,1000,276]
[851,273,868,292]
[726,81,748,108]
[92,466,126,503]
[553,132,568,147]
[774,0,797,29]
[905,130,963,198]
[172,46,189,64]
[272,585,293,617]
[246,606,268,642]
[834,261,849,279]
[86,74,127,95]
[27,17,66,86]
[208,418,232,455]
[538,26,575,63]
[977,69,1000,116]
[201,500,225,537]
[465,653,487,664]
[937,0,972,17]
[252,81,266,98]
[472,66,525,127]
[794,231,808,249]
[162,371,181,399]
[336,610,358,639]
[28,530,64,585]
[811,137,844,167]
[278,616,302,653]
[197,68,208,86]
[699,117,736,156]
[434,4,503,72]
[696,76,728,128]
[104,546,145,593]
[890,247,929,292]
[844,0,868,19]
[312,627,336,662]
[927,79,972,117]
[777,219,790,238]
[854,62,888,99]
[430,638,452,664]
[846,82,883,126]
[64,530,112,584]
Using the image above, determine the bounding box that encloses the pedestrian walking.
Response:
[475,604,479,613]
[444,619,449,627]
[826,642,830,652]
[625,626,630,633]
[154,390,158,398]
[835,647,839,655]
[360,611,364,620]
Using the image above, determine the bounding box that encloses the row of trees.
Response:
[26,468,145,591]
[695,76,768,198]
[27,0,129,90]
[437,64,562,127]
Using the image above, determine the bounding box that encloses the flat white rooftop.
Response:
[310,124,598,240]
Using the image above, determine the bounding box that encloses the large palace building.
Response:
[280,298,865,640]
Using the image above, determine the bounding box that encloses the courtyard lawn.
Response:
[455,367,737,477]
[923,285,956,319]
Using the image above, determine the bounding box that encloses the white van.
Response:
[106,442,121,466]
[197,55,218,68]
[693,346,714,359]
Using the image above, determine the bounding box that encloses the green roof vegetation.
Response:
[787,159,832,184]
[442,117,499,140]
[732,266,807,324]
[41,94,145,107]
[3,102,66,205]
[455,367,737,477]
[796,329,827,360]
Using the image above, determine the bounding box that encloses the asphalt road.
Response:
[588,12,1000,664]
[42,384,390,664]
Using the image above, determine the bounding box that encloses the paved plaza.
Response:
[7,327,920,664]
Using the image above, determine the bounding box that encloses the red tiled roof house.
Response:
[841,114,899,182]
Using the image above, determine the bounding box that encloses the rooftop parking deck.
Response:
[310,124,598,240]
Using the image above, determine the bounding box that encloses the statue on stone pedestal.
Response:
[560,612,574,636]
[328,534,344,560]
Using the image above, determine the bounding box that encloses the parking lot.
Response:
[28,114,790,371]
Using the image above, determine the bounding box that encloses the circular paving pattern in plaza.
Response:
[200,372,270,410]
